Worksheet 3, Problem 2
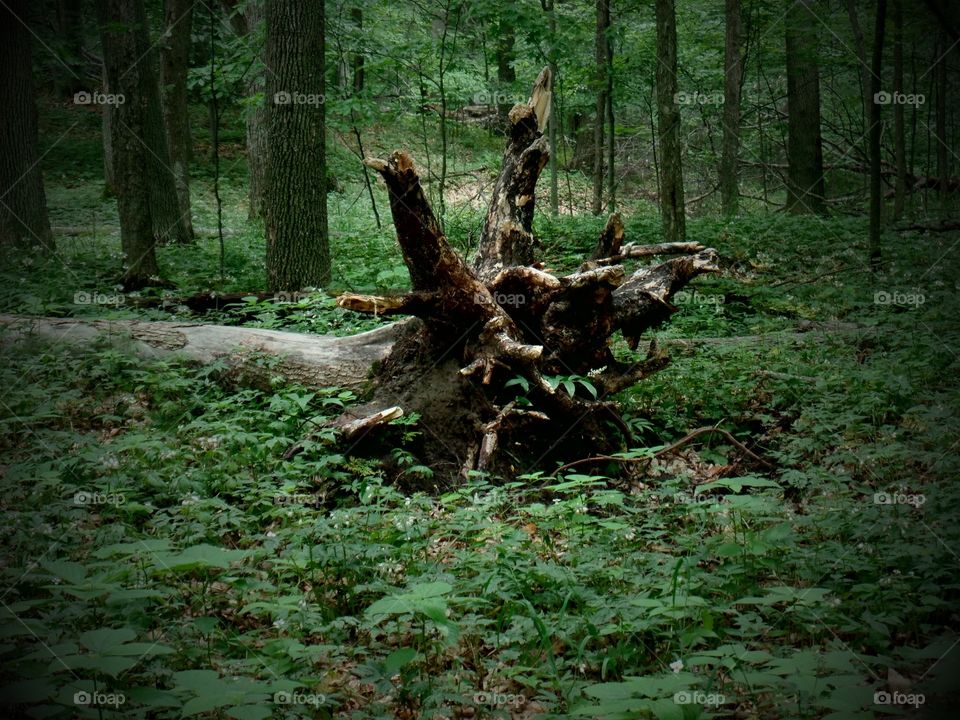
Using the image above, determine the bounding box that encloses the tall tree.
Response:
[606,12,615,213]
[160,0,195,241]
[720,0,742,216]
[98,0,192,246]
[495,2,517,128]
[935,30,948,214]
[784,0,826,214]
[592,0,611,215]
[655,0,686,241]
[96,0,166,285]
[0,0,54,251]
[223,0,268,220]
[892,0,908,219]
[541,0,559,215]
[264,0,330,290]
[868,0,887,267]
[351,7,365,93]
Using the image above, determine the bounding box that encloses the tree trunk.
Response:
[868,0,887,267]
[0,314,401,392]
[351,7,365,93]
[241,0,268,220]
[606,14,616,213]
[592,0,610,215]
[892,0,908,219]
[0,0,54,252]
[160,0,195,242]
[495,3,517,129]
[96,0,165,287]
[56,0,85,97]
[655,0,686,241]
[720,0,742,216]
[784,0,826,214]
[101,63,118,197]
[542,0,560,215]
[935,31,948,215]
[264,0,331,290]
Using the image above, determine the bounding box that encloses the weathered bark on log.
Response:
[0,313,401,392]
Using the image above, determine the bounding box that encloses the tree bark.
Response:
[495,2,517,129]
[655,0,686,240]
[240,0,268,220]
[892,0,908,219]
[97,0,192,251]
[868,0,887,267]
[96,0,166,287]
[264,0,331,290]
[541,0,560,215]
[720,0,742,216]
[0,314,401,392]
[784,0,826,214]
[160,0,195,242]
[0,0,54,252]
[935,30,948,215]
[351,7,365,93]
[592,0,611,215]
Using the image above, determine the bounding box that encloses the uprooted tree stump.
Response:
[0,69,721,486]
[331,68,719,482]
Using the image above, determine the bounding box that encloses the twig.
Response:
[549,426,775,477]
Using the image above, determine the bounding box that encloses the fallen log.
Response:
[0,313,403,392]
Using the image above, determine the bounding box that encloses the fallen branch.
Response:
[549,426,775,477]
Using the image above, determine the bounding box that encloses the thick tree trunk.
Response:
[56,0,85,97]
[0,314,401,392]
[160,0,195,241]
[655,0,686,241]
[351,7,365,93]
[868,0,887,267]
[935,31,948,215]
[495,2,517,129]
[265,0,331,290]
[720,0,742,216]
[239,1,268,220]
[97,0,191,252]
[542,0,560,215]
[893,0,908,219]
[784,0,826,214]
[0,0,54,252]
[592,0,610,215]
[97,0,162,286]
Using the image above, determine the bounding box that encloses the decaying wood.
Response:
[4,69,723,484]
[0,313,402,392]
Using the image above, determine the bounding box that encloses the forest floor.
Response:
[1,105,959,719]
